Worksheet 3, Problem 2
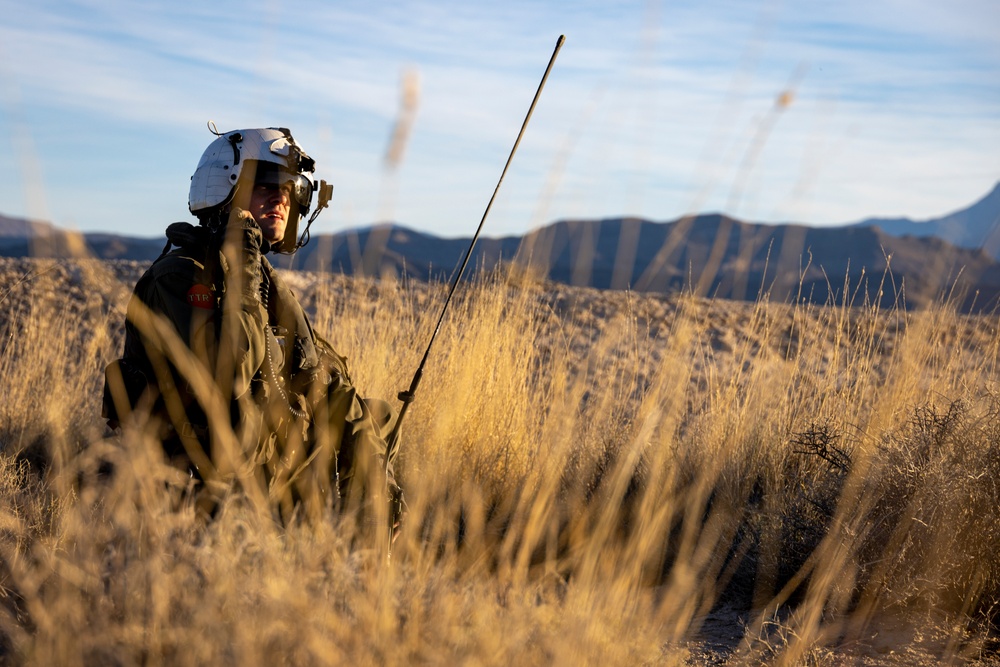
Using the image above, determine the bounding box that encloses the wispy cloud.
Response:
[0,0,996,237]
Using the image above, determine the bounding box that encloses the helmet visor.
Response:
[254,163,315,213]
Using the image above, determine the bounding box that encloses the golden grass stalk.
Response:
[1,257,998,665]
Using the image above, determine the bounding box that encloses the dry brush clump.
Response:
[1,257,999,665]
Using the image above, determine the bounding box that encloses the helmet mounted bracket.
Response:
[291,180,333,252]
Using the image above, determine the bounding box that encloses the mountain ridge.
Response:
[849,181,1000,257]
[3,181,999,311]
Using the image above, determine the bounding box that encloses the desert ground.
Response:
[1,256,999,665]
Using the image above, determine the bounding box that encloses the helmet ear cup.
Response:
[229,161,255,212]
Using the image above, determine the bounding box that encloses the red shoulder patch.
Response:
[186,284,214,310]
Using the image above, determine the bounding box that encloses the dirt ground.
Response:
[2,257,998,666]
[679,605,1000,665]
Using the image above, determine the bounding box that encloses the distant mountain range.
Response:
[3,181,999,311]
[849,182,1000,257]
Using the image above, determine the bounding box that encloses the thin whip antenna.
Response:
[384,35,565,467]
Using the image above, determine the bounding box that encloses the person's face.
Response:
[249,181,292,244]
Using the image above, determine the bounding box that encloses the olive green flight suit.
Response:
[104,221,397,518]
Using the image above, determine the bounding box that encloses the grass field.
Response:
[1,256,999,665]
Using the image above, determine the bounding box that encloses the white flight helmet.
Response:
[189,126,330,253]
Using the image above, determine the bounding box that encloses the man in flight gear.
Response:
[103,127,402,527]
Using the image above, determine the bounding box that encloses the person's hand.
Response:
[233,208,264,256]
[230,208,264,309]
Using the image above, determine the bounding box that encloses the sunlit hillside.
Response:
[1,256,999,665]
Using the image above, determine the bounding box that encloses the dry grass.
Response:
[1,256,999,666]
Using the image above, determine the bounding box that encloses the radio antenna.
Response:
[384,35,565,470]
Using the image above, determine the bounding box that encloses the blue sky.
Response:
[1,0,997,239]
